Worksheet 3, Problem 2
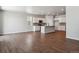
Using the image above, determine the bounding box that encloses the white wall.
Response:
[66,6,79,40]
[0,11,33,34]
[0,11,3,34]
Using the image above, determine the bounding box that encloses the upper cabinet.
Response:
[45,15,54,26]
[32,17,45,23]
[26,16,33,26]
[55,15,66,23]
[54,15,66,31]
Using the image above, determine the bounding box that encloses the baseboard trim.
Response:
[0,31,33,36]
[66,37,79,41]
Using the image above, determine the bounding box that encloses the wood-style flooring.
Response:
[0,31,79,53]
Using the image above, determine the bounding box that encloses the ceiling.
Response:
[0,6,66,15]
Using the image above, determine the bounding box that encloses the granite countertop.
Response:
[33,23,46,26]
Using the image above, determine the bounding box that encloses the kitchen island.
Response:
[41,26,55,33]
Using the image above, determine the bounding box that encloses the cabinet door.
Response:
[27,16,33,26]
[33,17,39,23]
[59,17,66,23]
[45,16,54,26]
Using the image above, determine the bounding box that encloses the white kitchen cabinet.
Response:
[27,16,33,26]
[41,26,55,33]
[33,17,39,23]
[54,15,66,31]
[33,26,40,32]
[45,15,54,26]
[58,25,66,31]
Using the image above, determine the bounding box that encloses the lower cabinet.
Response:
[41,26,55,33]
[33,26,40,32]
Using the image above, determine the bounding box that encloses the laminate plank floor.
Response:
[0,31,79,53]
